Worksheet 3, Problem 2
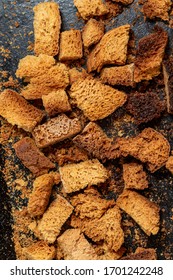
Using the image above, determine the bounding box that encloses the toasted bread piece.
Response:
[100,64,134,86]
[59,29,83,61]
[33,2,61,56]
[73,122,120,161]
[42,89,71,117]
[16,54,56,79]
[59,159,108,193]
[134,28,168,82]
[69,67,89,85]
[142,0,171,21]
[21,84,55,100]
[116,190,160,235]
[0,89,45,132]
[163,57,173,114]
[38,195,73,243]
[32,114,81,148]
[69,77,127,121]
[118,128,170,172]
[94,244,126,260]
[87,25,130,72]
[166,155,173,174]
[13,137,55,176]
[82,19,104,48]
[27,174,55,217]
[121,247,157,260]
[23,241,56,260]
[57,229,98,260]
[74,0,109,20]
[123,162,148,190]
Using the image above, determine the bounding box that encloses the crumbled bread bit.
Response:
[166,155,173,174]
[69,67,89,84]
[94,243,126,260]
[82,19,104,48]
[163,57,173,114]
[116,190,160,236]
[21,84,56,100]
[74,0,109,20]
[142,0,171,21]
[123,162,148,190]
[59,159,109,193]
[121,247,157,260]
[23,241,56,260]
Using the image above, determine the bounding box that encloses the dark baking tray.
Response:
[0,0,173,260]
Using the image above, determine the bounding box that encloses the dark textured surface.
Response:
[0,0,173,260]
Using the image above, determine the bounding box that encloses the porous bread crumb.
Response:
[123,162,148,190]
[82,19,104,48]
[166,155,173,174]
[74,0,109,20]
[23,241,56,260]
[38,195,73,243]
[94,243,126,260]
[142,0,171,21]
[57,229,98,260]
[69,77,127,121]
[69,67,89,85]
[116,190,160,236]
[121,247,157,260]
[21,84,55,100]
[59,159,109,193]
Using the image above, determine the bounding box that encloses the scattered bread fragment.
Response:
[163,57,173,114]
[116,190,160,236]
[23,241,56,260]
[73,122,120,161]
[0,89,45,132]
[123,162,148,190]
[33,2,61,56]
[59,159,109,193]
[38,195,73,243]
[121,247,157,260]
[166,155,173,174]
[13,137,55,177]
[73,0,109,20]
[142,0,171,21]
[32,114,81,148]
[94,243,126,260]
[21,84,55,100]
[118,128,170,172]
[87,24,130,72]
[69,67,89,84]
[82,19,104,48]
[57,229,98,260]
[69,77,127,121]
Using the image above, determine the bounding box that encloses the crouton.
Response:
[118,128,170,172]
[74,0,109,20]
[134,28,168,82]
[23,241,56,260]
[163,57,173,114]
[69,67,89,85]
[166,155,173,174]
[82,19,104,48]
[123,162,148,190]
[69,77,127,121]
[0,89,45,132]
[59,159,109,193]
[38,195,73,243]
[21,84,54,100]
[121,247,157,260]
[116,190,160,236]
[95,244,126,260]
[87,24,130,72]
[142,0,171,21]
[32,114,81,148]
[33,2,61,56]
[59,30,83,61]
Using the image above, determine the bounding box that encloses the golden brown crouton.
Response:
[32,114,81,148]
[59,159,109,193]
[59,30,83,61]
[118,128,170,172]
[42,90,71,117]
[13,137,55,177]
[134,28,168,82]
[38,195,73,243]
[33,2,61,56]
[123,162,148,190]
[163,57,173,114]
[166,155,173,174]
[0,89,45,132]
[74,0,109,20]
[69,77,127,121]
[82,19,104,48]
[142,0,171,21]
[87,24,130,72]
[57,229,98,260]
[23,241,56,260]
[116,190,160,236]
[27,174,55,217]
[21,84,54,100]
[121,247,157,260]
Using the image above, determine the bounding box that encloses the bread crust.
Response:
[82,19,104,48]
[142,0,171,21]
[74,0,109,20]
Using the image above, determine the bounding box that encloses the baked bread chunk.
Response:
[23,241,56,260]
[142,0,171,21]
[123,162,148,190]
[100,64,134,86]
[74,0,109,20]
[166,155,173,174]
[163,57,173,114]
[118,128,170,172]
[116,190,160,236]
[33,2,61,56]
[59,159,109,193]
[21,84,55,100]
[121,247,157,260]
[73,122,120,161]
[38,195,73,243]
[87,24,130,72]
[69,77,127,121]
[27,174,55,217]
[13,137,55,176]
[134,28,168,82]
[82,19,104,48]
[69,67,88,85]
[0,89,45,132]
[59,29,83,61]
[32,114,81,148]
[42,89,71,117]
[57,229,98,260]
[95,244,125,260]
